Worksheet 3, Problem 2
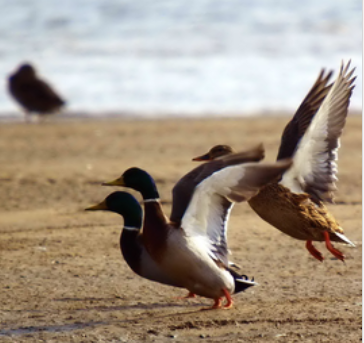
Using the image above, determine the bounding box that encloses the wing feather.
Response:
[181,159,292,265]
[280,61,356,202]
[170,144,264,224]
[277,68,333,160]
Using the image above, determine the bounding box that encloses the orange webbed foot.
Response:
[174,291,197,300]
[200,297,223,311]
[323,231,345,262]
[306,240,324,262]
[200,289,234,310]
[185,291,197,298]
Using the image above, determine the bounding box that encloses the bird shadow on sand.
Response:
[0,303,207,337]
[52,296,206,311]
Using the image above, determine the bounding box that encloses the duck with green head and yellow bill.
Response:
[103,147,292,309]
[85,191,187,290]
[192,61,356,262]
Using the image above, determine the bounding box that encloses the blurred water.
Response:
[0,0,361,118]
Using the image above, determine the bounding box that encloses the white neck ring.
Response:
[143,198,160,203]
[123,226,140,231]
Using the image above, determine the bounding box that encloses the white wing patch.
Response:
[281,61,355,202]
[180,159,292,264]
[180,166,246,264]
[181,165,245,235]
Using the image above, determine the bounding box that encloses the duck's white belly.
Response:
[159,230,234,299]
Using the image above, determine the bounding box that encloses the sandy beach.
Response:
[0,114,361,342]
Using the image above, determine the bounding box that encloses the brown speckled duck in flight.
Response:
[8,63,65,120]
[192,61,356,262]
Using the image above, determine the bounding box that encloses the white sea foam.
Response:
[0,0,361,118]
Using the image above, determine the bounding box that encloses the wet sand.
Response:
[0,115,361,342]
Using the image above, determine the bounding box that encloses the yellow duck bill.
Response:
[102,177,125,187]
[85,200,108,211]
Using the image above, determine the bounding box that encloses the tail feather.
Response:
[228,268,257,294]
[334,231,355,247]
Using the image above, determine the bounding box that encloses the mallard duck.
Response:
[86,191,186,289]
[86,191,257,305]
[192,61,356,262]
[103,153,292,309]
[8,63,65,119]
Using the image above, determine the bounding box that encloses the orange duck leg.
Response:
[306,240,324,262]
[222,288,233,309]
[202,289,234,310]
[323,231,345,261]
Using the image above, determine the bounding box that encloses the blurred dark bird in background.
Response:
[8,63,66,121]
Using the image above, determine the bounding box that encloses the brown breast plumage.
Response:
[248,183,342,242]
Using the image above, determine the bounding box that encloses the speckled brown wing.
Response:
[170,144,265,224]
[277,68,333,161]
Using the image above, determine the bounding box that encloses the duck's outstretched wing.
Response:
[277,68,333,160]
[170,144,265,224]
[181,159,292,265]
[280,61,356,203]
